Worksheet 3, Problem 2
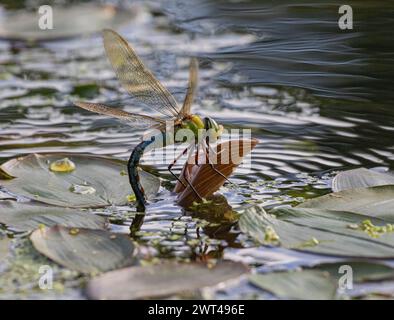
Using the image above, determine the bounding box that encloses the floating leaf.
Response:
[0,153,160,208]
[249,270,337,300]
[0,4,133,41]
[30,226,135,274]
[239,205,394,258]
[299,185,394,221]
[176,139,258,207]
[332,168,394,192]
[315,261,394,283]
[86,261,248,300]
[0,200,107,232]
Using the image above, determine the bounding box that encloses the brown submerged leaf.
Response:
[175,139,258,208]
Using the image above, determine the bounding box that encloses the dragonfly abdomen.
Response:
[128,137,157,211]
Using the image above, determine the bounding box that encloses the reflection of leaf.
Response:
[239,205,394,258]
[0,200,107,232]
[332,168,394,192]
[249,270,337,300]
[0,153,160,208]
[30,226,135,274]
[187,194,239,223]
[86,261,248,300]
[298,185,394,221]
[176,139,258,208]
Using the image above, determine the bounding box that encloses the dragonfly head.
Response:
[185,115,223,142]
[203,116,224,141]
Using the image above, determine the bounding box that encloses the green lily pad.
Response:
[0,200,107,232]
[315,261,394,283]
[30,226,135,274]
[298,185,394,221]
[249,270,337,300]
[239,205,394,258]
[332,168,394,192]
[0,153,160,208]
[86,261,248,300]
[0,4,133,42]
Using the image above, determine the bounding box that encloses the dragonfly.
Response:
[75,29,225,211]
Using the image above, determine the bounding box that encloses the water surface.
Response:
[0,0,394,299]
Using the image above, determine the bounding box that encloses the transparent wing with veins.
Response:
[75,101,166,129]
[103,29,180,119]
[180,58,198,116]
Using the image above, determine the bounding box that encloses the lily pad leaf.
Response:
[249,270,337,300]
[0,153,160,208]
[239,205,394,258]
[0,200,107,232]
[30,226,135,274]
[314,261,394,283]
[298,185,394,221]
[86,261,248,300]
[332,168,394,192]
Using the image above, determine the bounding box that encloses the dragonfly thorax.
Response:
[181,114,223,142]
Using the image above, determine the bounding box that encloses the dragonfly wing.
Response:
[103,29,180,119]
[74,101,166,129]
[180,58,198,116]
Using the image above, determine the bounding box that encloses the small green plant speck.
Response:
[295,237,320,248]
[264,226,280,244]
[353,219,394,238]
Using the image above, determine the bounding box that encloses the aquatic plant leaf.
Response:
[86,261,248,300]
[299,185,394,221]
[239,205,394,258]
[332,168,394,192]
[0,153,160,208]
[30,226,135,274]
[315,261,394,283]
[0,201,107,232]
[0,4,133,41]
[249,270,337,300]
[176,139,258,207]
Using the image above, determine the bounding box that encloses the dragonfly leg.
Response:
[195,143,200,166]
[182,144,203,200]
[168,146,190,188]
[168,144,203,201]
[128,138,156,212]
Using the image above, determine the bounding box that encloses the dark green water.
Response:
[0,0,394,299]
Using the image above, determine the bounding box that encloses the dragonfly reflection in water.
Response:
[75,29,225,211]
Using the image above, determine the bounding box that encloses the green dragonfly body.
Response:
[75,29,223,211]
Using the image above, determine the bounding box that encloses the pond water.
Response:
[0,0,394,299]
